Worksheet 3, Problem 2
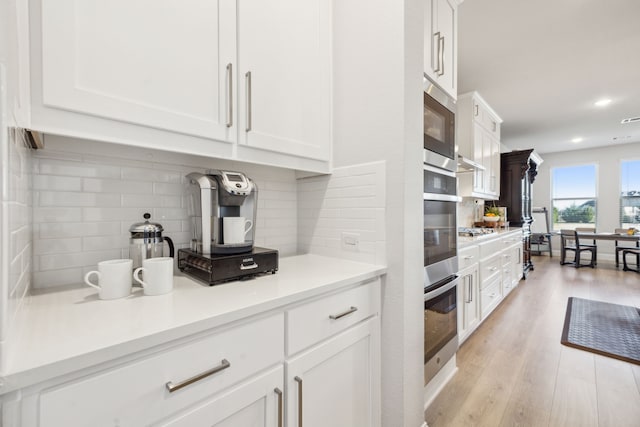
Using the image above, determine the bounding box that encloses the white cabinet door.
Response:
[162,366,283,427]
[236,0,331,161]
[40,0,235,142]
[286,319,380,427]
[457,263,480,344]
[424,0,457,99]
[488,136,501,198]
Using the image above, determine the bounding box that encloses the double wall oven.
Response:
[423,80,460,385]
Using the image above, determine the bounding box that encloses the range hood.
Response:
[457,155,485,173]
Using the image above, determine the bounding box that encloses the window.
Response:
[551,164,597,231]
[620,160,640,228]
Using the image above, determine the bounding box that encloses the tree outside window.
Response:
[551,164,597,231]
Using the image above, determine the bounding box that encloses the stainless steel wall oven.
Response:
[423,82,459,385]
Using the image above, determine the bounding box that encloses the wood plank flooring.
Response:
[425,256,640,427]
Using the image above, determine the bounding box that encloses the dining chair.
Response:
[614,228,639,268]
[560,229,597,268]
[575,227,597,245]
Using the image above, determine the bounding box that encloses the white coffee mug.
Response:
[223,217,253,244]
[84,259,133,300]
[133,257,174,296]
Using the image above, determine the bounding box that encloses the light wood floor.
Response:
[425,255,640,427]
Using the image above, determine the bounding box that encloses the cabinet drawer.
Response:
[287,279,380,355]
[478,237,504,260]
[459,245,480,269]
[39,314,284,427]
[480,275,502,319]
[480,254,502,285]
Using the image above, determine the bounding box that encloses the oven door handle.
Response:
[424,274,459,301]
[423,193,462,202]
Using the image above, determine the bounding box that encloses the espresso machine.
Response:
[178,170,278,285]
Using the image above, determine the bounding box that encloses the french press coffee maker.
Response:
[129,213,175,274]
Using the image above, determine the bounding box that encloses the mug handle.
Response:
[84,271,101,290]
[244,220,253,236]
[164,237,175,258]
[133,267,148,288]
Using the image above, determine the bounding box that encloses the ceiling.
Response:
[457,0,640,155]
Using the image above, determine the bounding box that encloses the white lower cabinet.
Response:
[480,273,502,320]
[459,230,524,334]
[36,314,285,427]
[13,280,381,427]
[457,262,480,344]
[163,366,284,427]
[286,319,380,427]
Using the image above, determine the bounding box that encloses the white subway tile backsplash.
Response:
[297,162,386,265]
[39,222,122,238]
[121,166,182,183]
[38,158,121,179]
[153,182,186,195]
[83,178,152,194]
[39,191,121,207]
[34,238,83,255]
[32,268,84,289]
[30,138,299,288]
[33,175,82,191]
[39,249,122,271]
[33,207,83,223]
[82,236,129,251]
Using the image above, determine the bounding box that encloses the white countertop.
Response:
[0,254,386,394]
[458,227,523,248]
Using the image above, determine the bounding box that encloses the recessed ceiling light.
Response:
[594,98,612,107]
[571,137,583,143]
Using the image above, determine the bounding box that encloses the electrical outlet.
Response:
[341,232,360,251]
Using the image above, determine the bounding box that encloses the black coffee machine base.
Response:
[178,247,279,286]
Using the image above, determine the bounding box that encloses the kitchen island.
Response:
[0,254,386,426]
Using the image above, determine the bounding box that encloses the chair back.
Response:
[560,229,578,247]
[575,227,596,245]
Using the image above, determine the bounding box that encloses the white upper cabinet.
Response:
[236,0,331,161]
[27,0,331,173]
[41,0,234,143]
[457,91,503,200]
[424,0,458,99]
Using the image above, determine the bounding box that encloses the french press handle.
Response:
[164,237,175,258]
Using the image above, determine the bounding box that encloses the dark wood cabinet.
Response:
[498,149,541,277]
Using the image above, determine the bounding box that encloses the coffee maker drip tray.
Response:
[178,247,279,286]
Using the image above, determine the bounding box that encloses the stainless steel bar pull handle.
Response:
[274,388,283,427]
[226,63,233,127]
[438,36,445,76]
[245,71,252,132]
[329,306,358,320]
[433,32,441,73]
[165,359,230,393]
[294,376,303,427]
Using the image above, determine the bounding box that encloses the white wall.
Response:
[333,0,424,425]
[532,142,640,260]
[30,135,299,288]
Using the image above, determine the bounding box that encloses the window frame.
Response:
[619,158,640,229]
[550,163,598,231]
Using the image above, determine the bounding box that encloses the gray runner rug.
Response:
[561,297,640,365]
